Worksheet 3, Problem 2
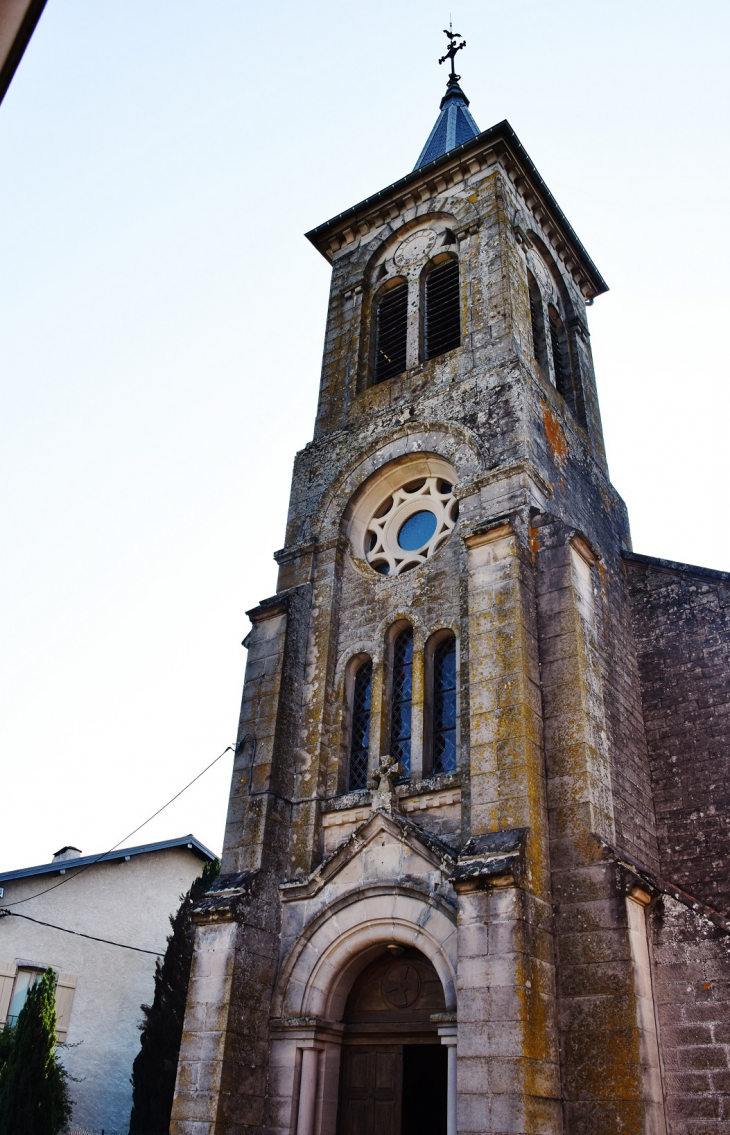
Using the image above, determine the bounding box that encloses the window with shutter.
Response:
[6,967,44,1025]
[424,259,460,360]
[374,282,408,384]
[0,962,15,1026]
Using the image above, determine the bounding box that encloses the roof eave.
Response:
[0,834,217,884]
[305,119,608,298]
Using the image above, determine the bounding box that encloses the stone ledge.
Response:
[450,828,529,893]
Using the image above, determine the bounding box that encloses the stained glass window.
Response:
[390,628,413,779]
[433,636,457,775]
[398,509,438,551]
[349,660,373,791]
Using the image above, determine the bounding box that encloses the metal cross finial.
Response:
[438,24,466,84]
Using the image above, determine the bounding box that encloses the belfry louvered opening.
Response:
[548,306,573,401]
[425,259,461,360]
[373,282,408,384]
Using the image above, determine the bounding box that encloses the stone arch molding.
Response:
[344,194,480,277]
[272,885,457,1023]
[315,423,485,545]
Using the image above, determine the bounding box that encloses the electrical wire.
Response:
[0,909,163,956]
[2,744,235,909]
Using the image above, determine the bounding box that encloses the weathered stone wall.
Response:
[652,893,730,1133]
[626,556,730,915]
[173,116,730,1135]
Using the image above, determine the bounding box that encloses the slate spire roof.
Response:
[414,75,481,170]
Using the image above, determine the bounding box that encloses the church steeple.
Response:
[414,27,480,169]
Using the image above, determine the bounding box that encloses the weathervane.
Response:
[438,22,466,87]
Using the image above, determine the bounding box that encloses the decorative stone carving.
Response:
[393,227,437,267]
[359,471,458,576]
[382,962,422,1008]
[369,754,403,813]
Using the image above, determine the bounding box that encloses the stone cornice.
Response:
[305,119,608,301]
[598,837,730,936]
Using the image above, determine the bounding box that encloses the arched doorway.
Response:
[338,947,448,1135]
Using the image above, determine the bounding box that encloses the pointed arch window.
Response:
[432,636,457,775]
[390,627,413,779]
[424,259,461,360]
[374,281,408,384]
[348,660,373,791]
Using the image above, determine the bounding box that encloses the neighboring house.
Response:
[0,834,216,1135]
[0,0,48,105]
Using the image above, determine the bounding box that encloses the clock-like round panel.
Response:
[393,228,438,267]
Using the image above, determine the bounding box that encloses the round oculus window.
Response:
[398,510,437,550]
[364,475,458,576]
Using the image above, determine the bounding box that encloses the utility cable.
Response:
[2,744,235,909]
[0,909,164,956]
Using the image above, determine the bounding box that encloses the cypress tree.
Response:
[0,1022,15,1077]
[129,856,220,1134]
[0,968,72,1135]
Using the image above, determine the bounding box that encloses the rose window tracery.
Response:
[364,475,458,576]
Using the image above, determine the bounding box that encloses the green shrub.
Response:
[0,968,72,1135]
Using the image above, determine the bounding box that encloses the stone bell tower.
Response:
[170,34,730,1135]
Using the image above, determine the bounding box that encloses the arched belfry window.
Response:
[528,271,548,381]
[390,627,413,779]
[548,304,573,400]
[374,281,408,384]
[348,659,373,791]
[424,259,460,360]
[432,636,457,775]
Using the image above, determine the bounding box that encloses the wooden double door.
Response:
[338,1043,447,1135]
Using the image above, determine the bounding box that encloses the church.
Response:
[170,36,730,1135]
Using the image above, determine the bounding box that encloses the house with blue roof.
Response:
[0,833,216,1135]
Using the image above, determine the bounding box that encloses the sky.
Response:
[0,0,728,875]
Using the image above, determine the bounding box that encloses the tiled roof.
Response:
[414,80,480,170]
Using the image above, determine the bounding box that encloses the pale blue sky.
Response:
[1,0,728,872]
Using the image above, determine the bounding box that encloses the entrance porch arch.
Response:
[270,885,458,1135]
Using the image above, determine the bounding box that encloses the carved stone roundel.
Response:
[365,476,458,576]
[382,962,422,1009]
[393,228,437,267]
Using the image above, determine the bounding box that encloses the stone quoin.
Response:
[170,38,730,1135]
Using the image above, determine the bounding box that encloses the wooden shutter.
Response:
[0,962,15,1025]
[55,973,77,1042]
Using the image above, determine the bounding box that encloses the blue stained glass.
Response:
[433,636,457,775]
[398,510,437,551]
[391,628,413,779]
